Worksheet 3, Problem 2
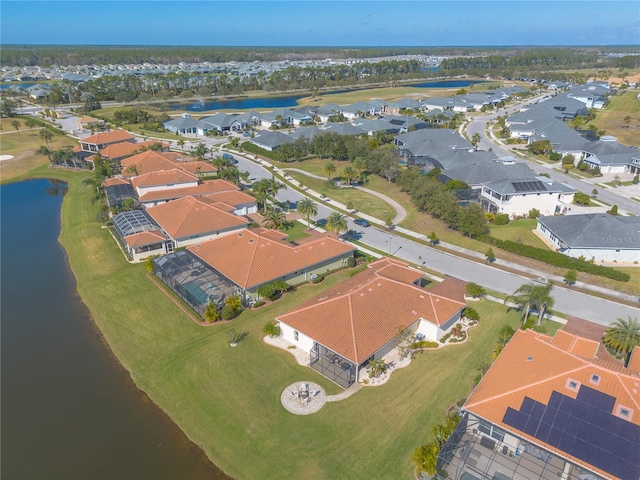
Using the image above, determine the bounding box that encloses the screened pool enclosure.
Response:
[310,343,356,389]
[153,251,237,317]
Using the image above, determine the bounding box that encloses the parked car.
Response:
[353,218,370,227]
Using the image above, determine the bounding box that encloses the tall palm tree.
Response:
[352,156,368,178]
[603,316,640,367]
[471,133,481,151]
[192,142,208,160]
[262,209,287,230]
[323,162,336,181]
[342,165,356,186]
[11,120,21,134]
[297,197,318,230]
[505,282,555,326]
[326,212,348,238]
[25,118,37,134]
[39,129,53,149]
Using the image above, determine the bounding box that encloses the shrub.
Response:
[411,340,439,349]
[346,256,356,268]
[494,213,510,225]
[528,208,540,219]
[464,306,480,321]
[480,235,630,281]
[633,174,639,185]
[549,152,562,161]
[465,283,485,298]
[574,192,590,205]
[262,320,281,337]
[253,300,265,308]
[312,274,324,284]
[220,305,236,321]
[608,205,619,216]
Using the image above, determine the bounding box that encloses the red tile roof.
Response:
[276,258,464,364]
[138,179,244,204]
[81,129,134,145]
[99,140,169,160]
[146,195,248,240]
[131,169,198,190]
[464,329,640,480]
[124,230,167,248]
[188,228,355,290]
[102,177,131,188]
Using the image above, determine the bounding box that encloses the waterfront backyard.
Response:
[14,165,524,479]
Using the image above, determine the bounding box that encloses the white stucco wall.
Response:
[136,180,199,197]
[279,321,315,354]
[173,225,247,248]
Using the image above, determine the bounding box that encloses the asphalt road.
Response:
[231,151,639,327]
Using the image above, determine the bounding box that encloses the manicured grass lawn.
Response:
[12,163,523,479]
[489,219,550,249]
[592,91,640,146]
[283,220,311,242]
[0,118,78,184]
[288,171,397,221]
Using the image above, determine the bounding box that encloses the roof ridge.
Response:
[242,231,261,288]
[171,196,198,238]
[615,372,640,412]
[347,294,359,363]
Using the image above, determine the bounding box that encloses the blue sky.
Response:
[1,1,638,46]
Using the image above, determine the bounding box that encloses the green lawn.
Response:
[489,219,550,249]
[288,171,397,221]
[283,220,312,242]
[592,91,640,146]
[9,163,524,479]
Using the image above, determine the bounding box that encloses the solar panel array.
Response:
[502,385,640,479]
[511,180,547,193]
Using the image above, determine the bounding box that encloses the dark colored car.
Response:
[353,218,370,227]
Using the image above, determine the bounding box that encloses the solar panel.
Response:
[521,397,535,415]
[512,180,547,193]
[499,385,640,479]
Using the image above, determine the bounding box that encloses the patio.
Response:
[280,382,327,415]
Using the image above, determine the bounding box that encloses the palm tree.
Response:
[11,120,21,134]
[603,316,640,367]
[262,209,287,230]
[177,139,185,150]
[352,156,368,178]
[471,133,481,151]
[297,197,318,230]
[534,281,554,326]
[326,212,348,238]
[25,117,37,134]
[192,142,208,160]
[505,282,554,326]
[39,129,53,149]
[342,165,356,186]
[323,162,336,181]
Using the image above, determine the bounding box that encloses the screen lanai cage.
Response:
[153,250,237,317]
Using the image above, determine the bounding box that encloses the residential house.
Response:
[275,258,465,388]
[163,113,200,135]
[146,195,249,248]
[537,214,640,263]
[439,328,640,480]
[188,228,355,305]
[79,129,135,153]
[250,131,293,151]
[112,209,170,261]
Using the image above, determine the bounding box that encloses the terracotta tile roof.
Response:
[550,329,599,359]
[176,161,218,175]
[131,169,198,190]
[124,230,167,248]
[99,140,169,160]
[146,195,248,240]
[102,177,130,188]
[81,129,134,145]
[428,276,467,302]
[464,329,640,480]
[138,180,244,204]
[200,190,255,207]
[120,150,182,176]
[78,115,100,124]
[188,228,355,290]
[276,261,465,364]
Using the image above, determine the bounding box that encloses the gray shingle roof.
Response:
[538,214,640,250]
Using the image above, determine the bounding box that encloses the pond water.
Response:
[0,179,230,480]
[171,79,483,112]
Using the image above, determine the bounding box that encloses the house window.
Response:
[590,374,600,385]
[478,421,505,442]
[294,330,299,341]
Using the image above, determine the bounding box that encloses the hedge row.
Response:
[480,236,630,282]
[240,141,279,160]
